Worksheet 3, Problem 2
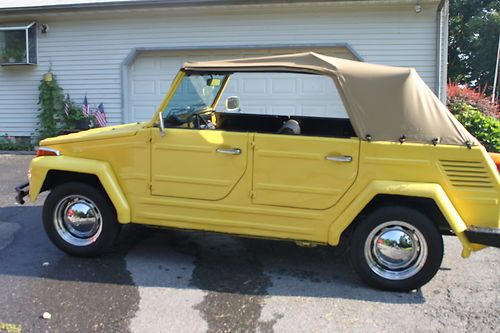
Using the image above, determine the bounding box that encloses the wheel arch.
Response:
[327,180,475,257]
[29,156,131,223]
[348,194,451,234]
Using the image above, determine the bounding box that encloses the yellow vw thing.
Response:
[16,53,499,291]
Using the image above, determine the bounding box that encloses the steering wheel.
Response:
[192,113,210,128]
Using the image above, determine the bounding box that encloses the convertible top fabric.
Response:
[183,52,477,146]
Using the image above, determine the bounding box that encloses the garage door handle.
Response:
[216,148,241,155]
[326,155,352,163]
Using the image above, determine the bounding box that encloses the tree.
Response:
[448,0,500,92]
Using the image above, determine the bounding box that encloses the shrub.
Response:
[447,81,499,118]
[0,134,34,151]
[453,103,500,153]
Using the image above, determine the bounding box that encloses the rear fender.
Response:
[328,180,477,258]
[29,156,131,223]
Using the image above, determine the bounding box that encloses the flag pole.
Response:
[492,33,500,103]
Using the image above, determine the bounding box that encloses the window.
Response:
[162,71,356,138]
[0,22,37,65]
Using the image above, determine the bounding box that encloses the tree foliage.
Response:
[448,0,500,91]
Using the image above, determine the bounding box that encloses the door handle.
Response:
[325,155,352,163]
[216,148,241,155]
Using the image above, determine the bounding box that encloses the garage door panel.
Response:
[301,105,328,117]
[272,78,297,94]
[241,104,267,115]
[132,105,157,121]
[159,57,183,70]
[301,77,329,93]
[133,80,155,95]
[242,78,267,94]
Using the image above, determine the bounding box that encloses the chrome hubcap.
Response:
[54,195,102,246]
[364,221,427,281]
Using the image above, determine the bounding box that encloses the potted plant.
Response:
[3,48,25,63]
[62,102,89,130]
[71,105,90,130]
[60,94,90,131]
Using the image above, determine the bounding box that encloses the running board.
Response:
[464,227,500,248]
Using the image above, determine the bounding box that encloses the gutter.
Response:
[0,0,443,15]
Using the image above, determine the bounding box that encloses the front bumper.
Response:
[464,227,500,248]
[15,181,29,205]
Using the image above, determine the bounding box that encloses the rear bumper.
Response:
[464,227,500,248]
[15,181,29,205]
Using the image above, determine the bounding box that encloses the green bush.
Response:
[453,103,500,152]
[0,134,34,151]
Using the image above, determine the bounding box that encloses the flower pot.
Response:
[43,72,53,82]
[74,119,89,130]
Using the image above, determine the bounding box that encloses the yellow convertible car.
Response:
[16,53,499,291]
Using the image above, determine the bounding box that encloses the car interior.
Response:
[214,112,356,138]
[165,110,356,138]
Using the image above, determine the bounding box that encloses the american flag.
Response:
[82,95,90,117]
[64,94,70,116]
[94,102,107,127]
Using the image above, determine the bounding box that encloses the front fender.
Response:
[328,180,477,258]
[29,156,131,223]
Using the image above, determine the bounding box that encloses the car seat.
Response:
[277,119,301,135]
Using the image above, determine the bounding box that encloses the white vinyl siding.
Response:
[0,3,439,136]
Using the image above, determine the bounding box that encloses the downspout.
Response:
[435,0,449,103]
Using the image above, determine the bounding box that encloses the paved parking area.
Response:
[0,154,499,333]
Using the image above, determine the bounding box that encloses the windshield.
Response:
[163,73,227,124]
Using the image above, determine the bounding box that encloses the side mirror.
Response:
[225,96,240,112]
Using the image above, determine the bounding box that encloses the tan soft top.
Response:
[184,52,477,146]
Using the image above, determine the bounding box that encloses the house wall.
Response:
[0,2,440,137]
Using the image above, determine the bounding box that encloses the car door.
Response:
[252,133,359,209]
[151,128,249,200]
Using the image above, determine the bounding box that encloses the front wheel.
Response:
[43,182,121,257]
[350,206,443,291]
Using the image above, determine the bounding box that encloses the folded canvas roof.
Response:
[184,52,477,147]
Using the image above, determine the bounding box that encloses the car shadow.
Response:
[0,205,425,304]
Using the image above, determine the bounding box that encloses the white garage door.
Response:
[128,47,358,122]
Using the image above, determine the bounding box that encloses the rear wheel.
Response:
[43,182,121,257]
[350,206,443,291]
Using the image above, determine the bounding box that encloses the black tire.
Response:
[350,206,443,291]
[43,181,121,257]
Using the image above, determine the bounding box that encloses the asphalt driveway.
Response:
[0,154,498,333]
